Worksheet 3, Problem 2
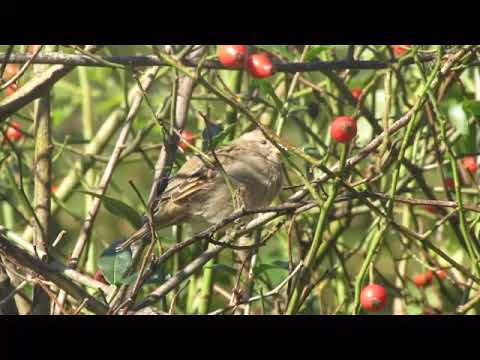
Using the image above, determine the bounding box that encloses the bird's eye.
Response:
[261,140,267,145]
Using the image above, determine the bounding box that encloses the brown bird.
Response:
[116,128,283,251]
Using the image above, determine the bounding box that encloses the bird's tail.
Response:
[115,225,151,252]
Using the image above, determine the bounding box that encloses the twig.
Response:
[0,234,109,315]
[0,52,437,72]
[208,261,303,315]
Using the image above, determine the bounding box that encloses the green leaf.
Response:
[455,132,476,156]
[256,45,295,60]
[304,45,329,62]
[454,122,477,156]
[463,100,480,116]
[449,104,469,136]
[98,241,133,286]
[79,191,143,229]
[120,269,165,286]
[356,117,373,147]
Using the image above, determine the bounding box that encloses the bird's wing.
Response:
[160,155,217,204]
[159,143,252,204]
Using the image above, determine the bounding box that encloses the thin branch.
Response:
[0,234,109,315]
[0,52,438,72]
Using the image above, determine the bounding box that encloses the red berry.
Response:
[392,45,411,56]
[178,130,195,152]
[247,53,273,78]
[463,155,477,174]
[351,87,363,100]
[51,184,58,193]
[424,204,438,214]
[330,116,357,143]
[217,45,248,68]
[445,177,455,190]
[360,284,387,312]
[5,83,17,97]
[5,121,23,141]
[2,64,18,81]
[434,269,447,280]
[94,270,108,284]
[413,271,433,288]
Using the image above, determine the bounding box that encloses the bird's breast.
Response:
[225,156,282,207]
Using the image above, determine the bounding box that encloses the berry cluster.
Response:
[360,268,448,313]
[217,45,273,79]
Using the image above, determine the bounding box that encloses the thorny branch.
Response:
[2,45,480,315]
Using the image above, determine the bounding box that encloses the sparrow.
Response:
[116,128,283,251]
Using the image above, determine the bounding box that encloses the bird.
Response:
[116,128,284,251]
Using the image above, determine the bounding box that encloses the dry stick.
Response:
[0,258,35,315]
[146,46,206,206]
[1,227,111,293]
[22,103,136,241]
[19,50,128,246]
[117,46,207,312]
[457,290,480,314]
[0,279,27,313]
[243,232,260,315]
[0,45,44,91]
[68,66,160,267]
[0,46,100,122]
[54,66,160,313]
[30,48,54,315]
[168,279,190,315]
[52,230,67,248]
[0,262,20,314]
[0,52,437,72]
[0,45,14,80]
[72,298,89,315]
[0,235,108,315]
[79,65,96,282]
[54,62,98,313]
